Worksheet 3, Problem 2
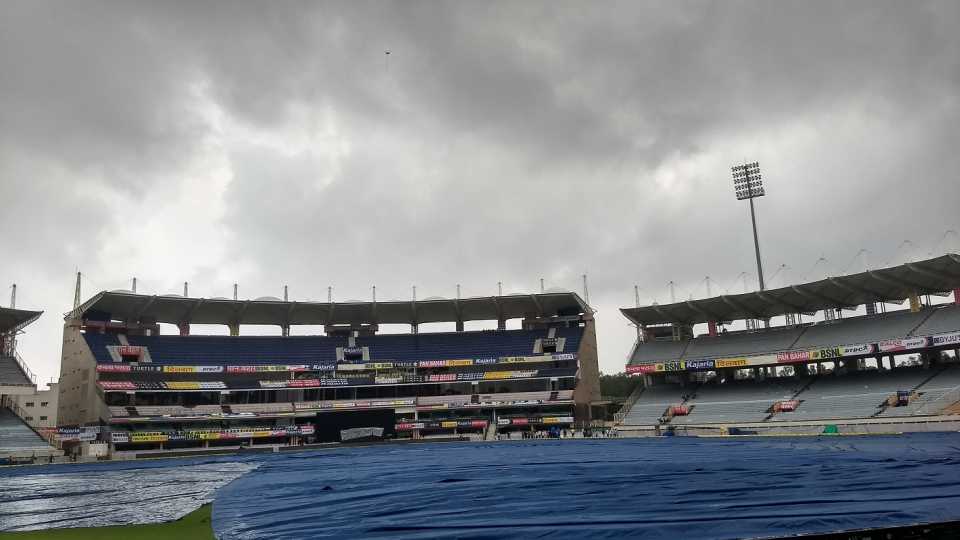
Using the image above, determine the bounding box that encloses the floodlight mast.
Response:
[731,161,766,291]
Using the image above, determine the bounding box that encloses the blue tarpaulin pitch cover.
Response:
[3,433,960,539]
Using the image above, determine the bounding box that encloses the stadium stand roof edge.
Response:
[69,291,590,326]
[0,306,42,334]
[621,253,960,326]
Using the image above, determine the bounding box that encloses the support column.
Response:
[228,323,240,337]
[456,320,464,332]
[497,318,506,331]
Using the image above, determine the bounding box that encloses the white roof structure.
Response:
[622,253,960,326]
[71,291,589,326]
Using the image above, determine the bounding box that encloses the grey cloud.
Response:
[1,1,959,381]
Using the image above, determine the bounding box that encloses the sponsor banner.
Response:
[456,372,485,381]
[552,353,577,361]
[117,346,143,357]
[879,337,930,353]
[99,381,137,390]
[342,346,363,356]
[715,358,748,369]
[809,347,842,361]
[259,380,288,388]
[131,365,163,372]
[474,358,499,365]
[777,350,811,363]
[499,356,527,363]
[441,421,458,429]
[393,360,418,368]
[320,378,350,386]
[662,361,685,372]
[163,366,199,373]
[396,422,425,431]
[541,338,558,347]
[336,363,366,371]
[419,360,447,368]
[226,365,295,373]
[427,374,457,382]
[932,332,960,347]
[288,379,321,388]
[446,359,474,367]
[311,363,337,371]
[685,359,715,371]
[111,432,129,444]
[369,362,395,369]
[625,364,648,374]
[96,364,131,373]
[164,381,200,390]
[163,381,226,390]
[57,427,101,442]
[375,376,402,384]
[840,343,875,356]
[130,432,168,443]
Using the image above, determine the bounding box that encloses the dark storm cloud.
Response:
[1,1,959,381]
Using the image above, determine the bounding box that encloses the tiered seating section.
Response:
[108,390,574,421]
[86,328,583,366]
[630,304,960,366]
[621,365,960,426]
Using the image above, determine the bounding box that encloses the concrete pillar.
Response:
[228,323,240,337]
[497,318,506,331]
[177,322,190,336]
[281,325,290,337]
[456,320,464,332]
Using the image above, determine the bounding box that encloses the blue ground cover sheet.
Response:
[3,433,960,539]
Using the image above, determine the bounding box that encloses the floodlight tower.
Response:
[731,161,766,291]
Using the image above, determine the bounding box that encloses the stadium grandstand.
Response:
[57,289,600,455]
[1,306,62,462]
[617,253,960,434]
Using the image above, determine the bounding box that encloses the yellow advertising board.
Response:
[446,359,474,367]
[441,421,458,428]
[165,382,201,390]
[130,433,168,443]
[715,358,748,368]
[483,371,513,380]
[162,366,197,373]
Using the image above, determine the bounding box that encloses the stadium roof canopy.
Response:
[0,307,42,334]
[621,253,960,326]
[71,291,590,327]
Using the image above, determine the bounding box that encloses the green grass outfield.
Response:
[0,504,215,540]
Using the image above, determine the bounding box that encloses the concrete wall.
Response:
[573,318,601,422]
[57,320,106,426]
[13,382,59,428]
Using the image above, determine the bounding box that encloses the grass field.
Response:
[0,504,214,540]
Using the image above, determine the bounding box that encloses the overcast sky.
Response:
[2,1,960,384]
